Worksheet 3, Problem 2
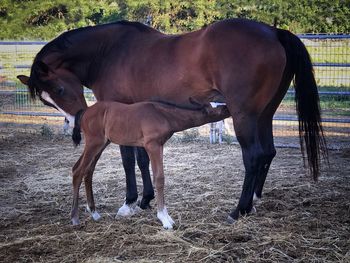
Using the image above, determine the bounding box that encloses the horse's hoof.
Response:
[253,193,261,204]
[71,218,80,226]
[116,202,141,217]
[116,203,133,217]
[227,215,236,224]
[138,199,153,210]
[250,206,257,215]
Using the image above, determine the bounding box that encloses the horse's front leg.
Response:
[117,145,140,217]
[146,143,174,229]
[136,147,155,209]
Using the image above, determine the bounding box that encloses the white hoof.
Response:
[253,193,261,203]
[157,207,174,230]
[71,218,80,226]
[227,215,236,224]
[86,206,102,221]
[91,211,101,221]
[116,202,141,217]
[250,206,257,214]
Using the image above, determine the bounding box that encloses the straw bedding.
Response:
[0,132,349,262]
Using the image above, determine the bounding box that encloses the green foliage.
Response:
[0,0,120,39]
[0,0,349,40]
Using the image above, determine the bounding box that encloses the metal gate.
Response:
[0,35,349,148]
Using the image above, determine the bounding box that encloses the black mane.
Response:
[35,20,151,61]
[28,20,153,99]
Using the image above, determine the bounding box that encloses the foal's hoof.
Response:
[86,206,102,221]
[157,207,175,230]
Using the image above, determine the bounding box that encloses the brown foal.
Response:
[71,100,229,229]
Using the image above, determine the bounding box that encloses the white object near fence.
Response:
[209,102,226,144]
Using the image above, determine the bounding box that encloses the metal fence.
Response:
[0,35,349,147]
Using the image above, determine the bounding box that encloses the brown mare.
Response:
[70,100,229,228]
[17,19,327,222]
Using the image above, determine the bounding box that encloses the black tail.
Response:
[72,109,85,147]
[277,29,328,181]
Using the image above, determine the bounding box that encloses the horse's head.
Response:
[17,60,87,126]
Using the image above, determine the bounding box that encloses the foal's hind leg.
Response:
[145,143,174,229]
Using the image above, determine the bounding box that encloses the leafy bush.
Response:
[0,0,349,40]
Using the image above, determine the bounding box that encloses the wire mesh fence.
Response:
[0,35,349,148]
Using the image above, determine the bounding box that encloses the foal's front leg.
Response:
[146,143,174,229]
[84,142,109,221]
[71,142,106,225]
[71,168,84,225]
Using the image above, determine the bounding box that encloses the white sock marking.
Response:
[253,193,260,202]
[157,207,174,229]
[86,205,101,221]
[116,202,141,217]
[71,218,80,225]
[91,211,101,221]
[41,91,75,127]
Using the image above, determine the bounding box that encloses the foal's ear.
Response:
[17,75,30,85]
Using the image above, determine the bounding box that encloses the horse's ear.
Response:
[33,61,51,76]
[17,75,30,85]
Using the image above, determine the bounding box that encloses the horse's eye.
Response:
[54,86,65,96]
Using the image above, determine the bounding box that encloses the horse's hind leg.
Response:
[228,113,277,221]
[254,118,276,201]
[227,115,260,221]
[136,147,155,209]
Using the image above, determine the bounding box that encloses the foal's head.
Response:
[17,60,87,125]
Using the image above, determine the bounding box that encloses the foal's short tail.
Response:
[277,29,328,181]
[72,109,85,147]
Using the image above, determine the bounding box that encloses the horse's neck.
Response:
[48,28,115,87]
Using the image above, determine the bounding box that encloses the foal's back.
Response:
[81,101,173,146]
[81,100,228,147]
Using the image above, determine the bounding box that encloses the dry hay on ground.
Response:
[0,131,349,263]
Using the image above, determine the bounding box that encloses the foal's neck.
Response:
[154,104,228,133]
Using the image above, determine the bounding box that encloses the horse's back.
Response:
[93,19,286,113]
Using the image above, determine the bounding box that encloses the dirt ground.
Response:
[0,130,349,263]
